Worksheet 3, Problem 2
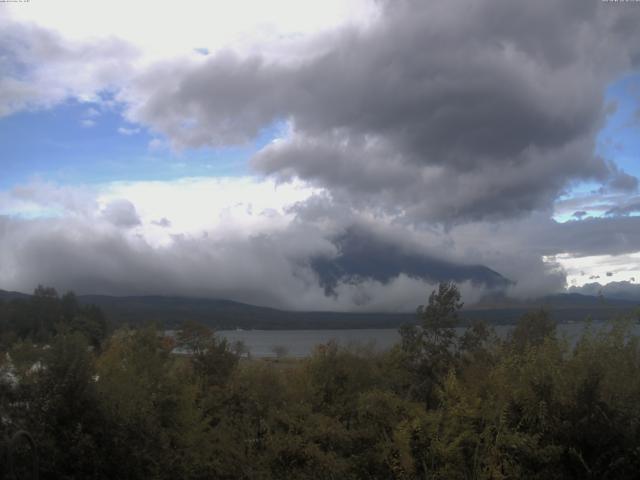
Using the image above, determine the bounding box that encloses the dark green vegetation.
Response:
[73,292,640,329]
[2,288,637,330]
[1,283,640,478]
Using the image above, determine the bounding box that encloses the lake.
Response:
[216,321,640,358]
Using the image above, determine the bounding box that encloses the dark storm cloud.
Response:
[606,168,639,193]
[257,134,600,223]
[547,216,640,256]
[597,160,639,194]
[127,53,289,146]
[126,0,640,223]
[457,214,640,259]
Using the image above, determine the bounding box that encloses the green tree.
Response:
[509,308,556,352]
[96,327,209,479]
[20,332,103,479]
[177,321,238,390]
[400,282,463,406]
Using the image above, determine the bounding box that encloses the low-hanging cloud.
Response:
[4,179,640,308]
[569,280,640,301]
[0,211,491,311]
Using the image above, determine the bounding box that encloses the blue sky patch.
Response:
[0,98,283,189]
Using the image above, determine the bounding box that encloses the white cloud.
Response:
[97,176,321,245]
[0,0,378,122]
[0,176,496,308]
[1,176,319,237]
[147,138,168,151]
[1,180,97,218]
[3,175,640,307]
[117,127,140,136]
[5,0,378,63]
[0,17,139,117]
[552,252,640,287]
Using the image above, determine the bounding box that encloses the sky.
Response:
[1,0,640,310]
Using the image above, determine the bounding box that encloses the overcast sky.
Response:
[1,0,640,310]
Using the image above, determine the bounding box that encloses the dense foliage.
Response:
[1,283,640,479]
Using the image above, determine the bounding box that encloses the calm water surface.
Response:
[216,322,640,358]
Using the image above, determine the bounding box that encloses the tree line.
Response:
[0,283,639,478]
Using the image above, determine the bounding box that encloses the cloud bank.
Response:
[2,1,640,309]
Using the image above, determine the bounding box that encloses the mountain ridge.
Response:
[2,289,638,329]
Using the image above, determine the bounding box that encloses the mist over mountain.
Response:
[311,226,511,296]
[569,280,640,302]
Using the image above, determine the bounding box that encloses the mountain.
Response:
[463,292,639,324]
[311,226,512,295]
[2,289,637,329]
[76,294,415,329]
[473,292,640,310]
[0,289,30,301]
[72,292,640,329]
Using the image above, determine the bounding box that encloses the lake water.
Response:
[216,322,640,358]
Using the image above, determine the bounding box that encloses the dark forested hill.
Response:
[2,289,638,330]
[78,292,639,329]
[75,294,415,329]
[0,289,30,301]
